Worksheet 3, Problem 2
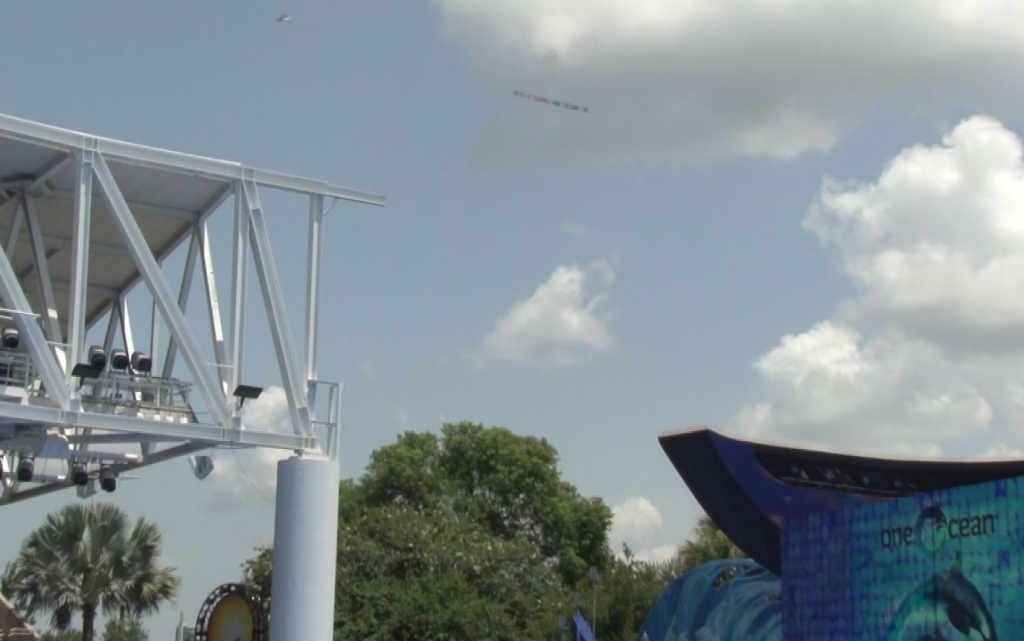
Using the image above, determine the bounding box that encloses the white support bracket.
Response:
[229,184,248,416]
[241,178,312,439]
[66,145,95,393]
[0,254,69,409]
[199,221,229,394]
[92,152,231,428]
[5,198,24,255]
[22,194,63,347]
[162,227,200,378]
[305,193,325,412]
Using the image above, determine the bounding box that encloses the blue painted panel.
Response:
[634,559,782,641]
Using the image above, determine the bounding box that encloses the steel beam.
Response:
[82,185,232,332]
[48,278,118,298]
[242,179,311,438]
[67,433,181,446]
[0,231,127,257]
[118,295,135,356]
[150,296,160,374]
[102,305,118,352]
[29,154,73,192]
[200,221,228,393]
[93,153,231,428]
[305,194,325,414]
[162,228,200,378]
[4,442,206,505]
[0,113,386,205]
[67,147,94,388]
[47,188,202,222]
[22,194,63,344]
[229,184,248,412]
[0,400,317,448]
[0,253,69,409]
[5,199,23,255]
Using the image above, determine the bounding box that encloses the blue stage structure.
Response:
[572,614,597,641]
[634,559,782,641]
[651,428,1024,639]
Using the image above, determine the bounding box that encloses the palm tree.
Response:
[1,503,179,641]
[659,514,744,580]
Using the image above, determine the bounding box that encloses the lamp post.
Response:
[588,566,601,639]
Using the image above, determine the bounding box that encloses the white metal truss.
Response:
[0,113,383,504]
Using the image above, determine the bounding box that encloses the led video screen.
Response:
[782,476,1024,639]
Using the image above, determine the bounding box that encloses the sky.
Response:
[4,0,1024,635]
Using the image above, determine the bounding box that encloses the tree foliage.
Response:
[360,423,613,585]
[246,422,622,640]
[1,503,179,641]
[587,546,671,641]
[660,514,744,579]
[101,617,148,641]
[244,423,744,640]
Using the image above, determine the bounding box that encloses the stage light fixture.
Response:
[233,384,263,408]
[71,363,103,380]
[1,327,19,349]
[72,462,89,486]
[189,455,214,480]
[16,455,34,482]
[99,466,116,493]
[130,351,152,374]
[88,345,107,370]
[110,349,129,371]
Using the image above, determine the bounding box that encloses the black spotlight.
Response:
[1,327,19,349]
[88,345,107,370]
[130,351,152,375]
[16,455,34,482]
[99,466,116,493]
[233,384,264,408]
[71,462,89,486]
[110,348,129,371]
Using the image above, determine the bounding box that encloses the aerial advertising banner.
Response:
[783,476,1024,640]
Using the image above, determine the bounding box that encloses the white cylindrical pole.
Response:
[269,455,340,640]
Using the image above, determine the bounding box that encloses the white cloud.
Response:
[634,544,677,565]
[204,386,292,508]
[737,322,991,456]
[358,356,377,379]
[467,257,616,368]
[736,117,1024,457]
[435,0,1024,163]
[561,221,587,237]
[806,117,1024,354]
[974,444,1024,460]
[610,497,665,555]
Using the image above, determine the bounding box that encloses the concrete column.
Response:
[269,456,339,640]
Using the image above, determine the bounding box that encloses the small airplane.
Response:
[276,14,292,23]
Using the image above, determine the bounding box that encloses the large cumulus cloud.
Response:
[739,117,1024,457]
[435,0,1024,163]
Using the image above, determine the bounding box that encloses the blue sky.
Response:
[4,0,1024,635]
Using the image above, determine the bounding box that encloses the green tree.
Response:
[662,514,744,579]
[1,503,180,641]
[584,547,670,640]
[101,617,148,641]
[244,422,616,640]
[337,504,566,640]
[362,422,613,585]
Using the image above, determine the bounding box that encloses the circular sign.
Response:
[194,583,266,641]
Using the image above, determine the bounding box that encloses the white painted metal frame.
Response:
[0,113,384,504]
